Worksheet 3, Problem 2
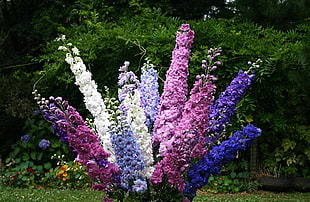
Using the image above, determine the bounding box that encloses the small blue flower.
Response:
[132,179,147,192]
[38,139,50,150]
[20,134,30,143]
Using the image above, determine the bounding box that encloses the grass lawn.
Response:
[1,186,310,201]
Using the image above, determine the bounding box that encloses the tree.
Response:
[234,0,310,30]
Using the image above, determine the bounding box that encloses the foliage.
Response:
[0,70,38,156]
[41,155,91,189]
[0,114,75,188]
[203,172,260,194]
[202,161,261,194]
[234,0,310,30]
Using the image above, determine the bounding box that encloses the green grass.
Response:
[1,186,310,201]
[193,191,310,202]
[0,186,104,202]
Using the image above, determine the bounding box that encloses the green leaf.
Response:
[232,187,240,192]
[51,140,61,148]
[208,176,215,182]
[15,158,21,164]
[10,147,21,158]
[22,154,29,161]
[44,162,52,170]
[19,161,29,169]
[37,165,43,171]
[30,152,37,160]
[37,152,43,161]
[230,172,237,178]
[5,158,11,164]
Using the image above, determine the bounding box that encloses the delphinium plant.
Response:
[33,24,262,201]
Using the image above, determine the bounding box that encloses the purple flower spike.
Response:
[185,124,262,200]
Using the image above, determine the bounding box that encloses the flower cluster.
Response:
[118,61,140,105]
[33,93,120,192]
[152,24,195,157]
[59,39,114,162]
[207,67,257,144]
[34,93,71,148]
[125,89,154,178]
[184,124,262,199]
[138,62,160,131]
[35,24,262,201]
[56,164,69,181]
[109,118,146,191]
[151,58,218,192]
[112,62,150,190]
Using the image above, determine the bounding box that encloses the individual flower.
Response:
[38,139,50,150]
[20,134,30,143]
[72,46,80,55]
[152,24,195,157]
[27,167,36,174]
[132,179,147,192]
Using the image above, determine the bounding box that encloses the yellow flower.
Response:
[63,165,69,171]
[62,177,67,181]
[63,172,68,177]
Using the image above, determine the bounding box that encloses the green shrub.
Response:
[203,161,261,194]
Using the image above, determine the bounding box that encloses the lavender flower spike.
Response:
[152,24,195,157]
[138,61,160,132]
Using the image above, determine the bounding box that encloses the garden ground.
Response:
[1,186,310,202]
